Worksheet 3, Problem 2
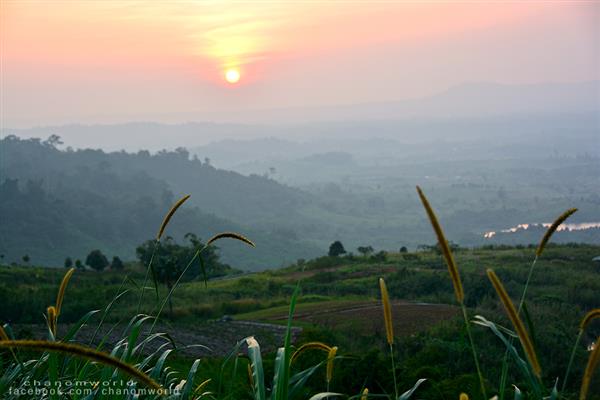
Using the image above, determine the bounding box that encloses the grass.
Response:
[1,195,599,399]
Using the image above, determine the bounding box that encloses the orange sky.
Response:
[1,1,598,126]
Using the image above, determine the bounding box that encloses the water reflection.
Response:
[484,222,600,239]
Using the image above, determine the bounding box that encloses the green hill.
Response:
[0,135,322,269]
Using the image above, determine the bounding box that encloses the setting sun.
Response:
[225,69,240,84]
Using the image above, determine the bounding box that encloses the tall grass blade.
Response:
[398,378,427,400]
[473,316,542,397]
[246,336,266,400]
[308,393,343,400]
[486,269,541,377]
[536,208,577,257]
[512,385,521,400]
[521,303,538,351]
[273,283,300,400]
[272,347,286,400]
[288,361,327,399]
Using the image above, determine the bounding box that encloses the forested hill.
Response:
[0,135,322,269]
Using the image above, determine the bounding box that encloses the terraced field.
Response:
[236,299,459,336]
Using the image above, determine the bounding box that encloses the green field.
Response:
[1,243,599,399]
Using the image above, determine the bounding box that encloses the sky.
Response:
[1,1,599,127]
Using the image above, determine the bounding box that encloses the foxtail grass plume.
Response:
[416,186,464,303]
[487,269,541,377]
[536,208,577,257]
[0,340,164,392]
[291,341,332,363]
[326,346,338,384]
[47,306,57,336]
[206,232,255,248]
[0,325,9,341]
[379,278,394,345]
[157,194,191,240]
[580,309,600,331]
[580,336,599,400]
[56,267,75,316]
[361,388,369,400]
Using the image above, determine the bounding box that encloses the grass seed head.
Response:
[326,346,338,384]
[157,194,191,240]
[580,309,600,332]
[56,267,75,316]
[379,278,394,345]
[0,325,9,341]
[416,186,464,303]
[361,388,369,400]
[580,336,600,400]
[47,306,57,336]
[291,341,332,364]
[487,269,541,377]
[536,208,577,257]
[206,232,255,248]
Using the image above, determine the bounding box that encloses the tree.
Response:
[43,134,63,148]
[111,256,124,270]
[371,250,388,262]
[22,255,30,264]
[64,257,73,268]
[399,246,408,253]
[357,246,374,257]
[328,241,346,257]
[75,259,83,269]
[85,250,109,271]
[136,234,235,316]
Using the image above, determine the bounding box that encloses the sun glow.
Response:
[225,69,241,84]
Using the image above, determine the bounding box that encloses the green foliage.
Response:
[328,241,346,257]
[85,249,109,271]
[357,246,374,257]
[136,234,236,285]
[111,255,124,270]
[1,244,599,399]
